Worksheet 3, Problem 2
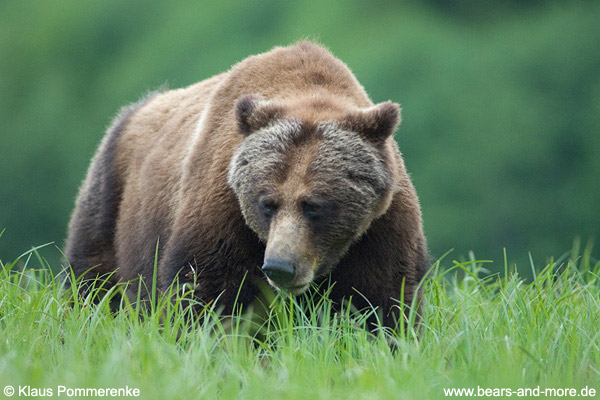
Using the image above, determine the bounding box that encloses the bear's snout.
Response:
[261,258,296,286]
[263,215,318,293]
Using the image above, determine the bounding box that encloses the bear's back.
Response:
[225,41,371,104]
[116,42,372,171]
[114,72,226,181]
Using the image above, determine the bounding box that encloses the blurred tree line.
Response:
[1,0,598,272]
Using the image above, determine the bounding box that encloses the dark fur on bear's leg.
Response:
[63,93,159,295]
[324,195,431,332]
[157,216,266,314]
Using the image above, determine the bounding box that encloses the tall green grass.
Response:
[0,240,599,399]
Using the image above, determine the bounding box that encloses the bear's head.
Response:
[227,94,400,294]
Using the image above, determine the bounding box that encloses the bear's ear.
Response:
[340,101,401,146]
[236,94,283,135]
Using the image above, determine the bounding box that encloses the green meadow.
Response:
[1,238,598,399]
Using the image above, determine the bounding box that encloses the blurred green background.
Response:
[1,0,599,273]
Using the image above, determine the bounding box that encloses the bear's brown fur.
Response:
[65,41,430,328]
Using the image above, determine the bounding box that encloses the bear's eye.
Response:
[302,201,323,218]
[261,200,278,217]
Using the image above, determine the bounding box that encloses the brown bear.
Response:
[65,41,430,328]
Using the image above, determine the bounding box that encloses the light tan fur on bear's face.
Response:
[228,95,399,293]
[262,137,321,293]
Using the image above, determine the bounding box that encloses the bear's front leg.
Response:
[158,224,266,314]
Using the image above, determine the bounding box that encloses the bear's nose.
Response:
[262,258,296,286]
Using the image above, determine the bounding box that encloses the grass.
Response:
[0,240,599,400]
